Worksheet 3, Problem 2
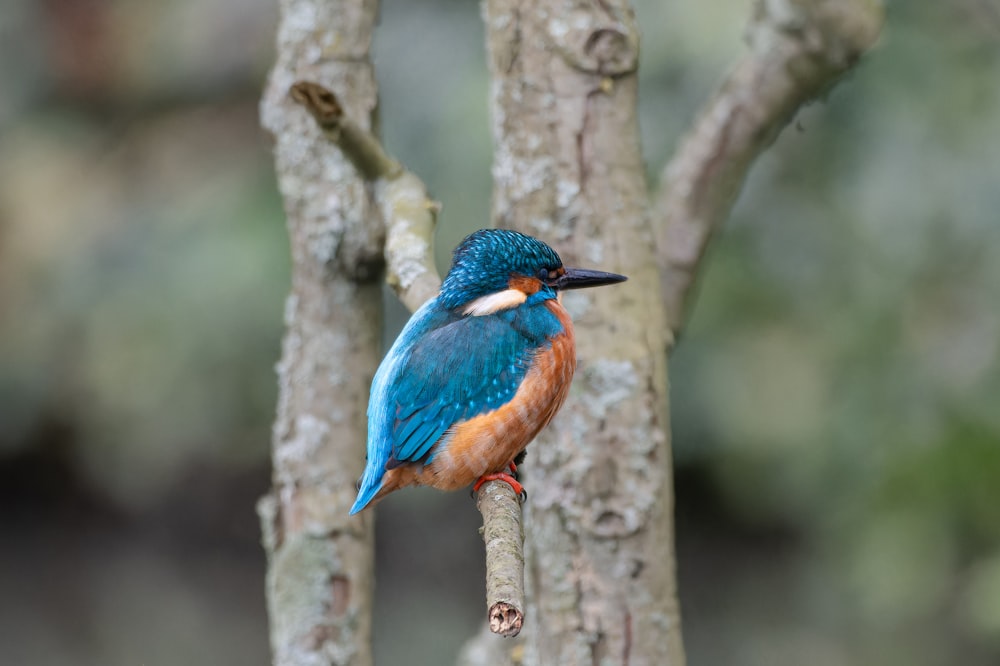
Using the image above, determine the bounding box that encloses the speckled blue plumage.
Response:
[350,230,567,514]
[438,229,563,309]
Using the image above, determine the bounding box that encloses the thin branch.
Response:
[290,81,401,180]
[653,0,883,344]
[291,80,442,311]
[476,480,526,638]
[379,173,442,313]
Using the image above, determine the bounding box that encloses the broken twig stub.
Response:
[476,479,525,638]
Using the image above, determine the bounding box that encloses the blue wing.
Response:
[350,296,563,513]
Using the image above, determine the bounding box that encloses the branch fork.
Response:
[292,80,523,638]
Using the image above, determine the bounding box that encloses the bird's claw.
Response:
[473,471,526,503]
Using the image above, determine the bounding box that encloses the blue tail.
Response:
[349,471,383,515]
[350,299,429,515]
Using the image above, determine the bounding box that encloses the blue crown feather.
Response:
[439,229,564,309]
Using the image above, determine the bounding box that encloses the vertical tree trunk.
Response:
[259,1,382,664]
[484,1,684,664]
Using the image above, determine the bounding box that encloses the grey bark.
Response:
[476,479,527,638]
[259,1,381,665]
[288,80,442,311]
[459,0,882,664]
[479,1,683,664]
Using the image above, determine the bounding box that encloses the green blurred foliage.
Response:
[665,2,1000,663]
[1,0,999,665]
[0,100,287,508]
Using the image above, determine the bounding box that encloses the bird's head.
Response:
[439,229,627,313]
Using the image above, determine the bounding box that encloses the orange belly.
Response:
[376,300,576,497]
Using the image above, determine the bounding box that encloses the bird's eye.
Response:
[537,268,550,282]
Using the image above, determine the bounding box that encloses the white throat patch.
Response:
[463,289,528,316]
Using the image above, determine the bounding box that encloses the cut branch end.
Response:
[489,601,524,638]
[475,479,526,638]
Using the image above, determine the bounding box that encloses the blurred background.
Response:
[1,0,998,664]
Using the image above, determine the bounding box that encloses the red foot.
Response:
[473,472,525,500]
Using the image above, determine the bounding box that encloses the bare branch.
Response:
[476,480,526,638]
[380,173,442,312]
[291,81,441,312]
[653,0,883,342]
[291,81,402,180]
[292,81,521,642]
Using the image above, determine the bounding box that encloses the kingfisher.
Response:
[349,229,626,515]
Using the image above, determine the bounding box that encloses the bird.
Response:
[349,229,626,515]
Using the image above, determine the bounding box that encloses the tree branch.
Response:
[291,81,401,180]
[476,480,526,638]
[292,81,525,643]
[653,0,883,343]
[291,81,442,311]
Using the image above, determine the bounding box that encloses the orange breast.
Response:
[382,299,577,493]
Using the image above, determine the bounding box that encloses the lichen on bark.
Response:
[479,1,684,664]
[259,1,381,665]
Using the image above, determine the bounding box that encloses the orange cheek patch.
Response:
[508,275,543,294]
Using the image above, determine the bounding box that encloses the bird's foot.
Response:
[473,471,527,503]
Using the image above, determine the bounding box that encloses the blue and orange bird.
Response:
[349,229,626,515]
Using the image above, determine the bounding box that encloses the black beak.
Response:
[555,267,628,290]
